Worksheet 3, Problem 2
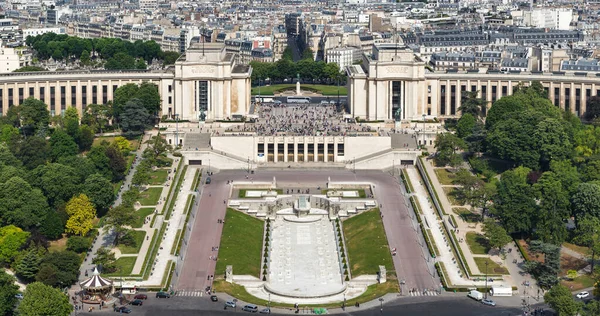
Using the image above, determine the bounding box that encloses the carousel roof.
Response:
[80,267,113,290]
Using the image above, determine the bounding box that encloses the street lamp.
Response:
[247,157,250,173]
[400,279,406,296]
[208,159,211,175]
[233,298,238,312]
[379,298,384,313]
[268,293,271,309]
[353,157,356,174]
[342,293,346,310]
[422,114,426,148]
[484,260,489,299]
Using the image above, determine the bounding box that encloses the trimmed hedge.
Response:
[515,239,531,262]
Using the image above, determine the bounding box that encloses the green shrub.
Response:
[66,236,92,253]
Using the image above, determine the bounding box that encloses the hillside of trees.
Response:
[24,33,181,70]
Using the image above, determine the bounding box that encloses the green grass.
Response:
[105,256,137,276]
[117,230,146,254]
[171,229,182,255]
[215,208,264,277]
[418,157,448,215]
[443,187,464,206]
[562,242,589,257]
[321,189,367,198]
[138,187,163,205]
[143,223,165,279]
[424,228,440,257]
[132,208,155,228]
[474,257,509,275]
[165,165,187,220]
[161,260,175,291]
[343,209,394,276]
[251,84,348,96]
[466,232,490,255]
[213,280,397,309]
[401,169,415,193]
[434,168,456,185]
[453,208,480,223]
[148,169,169,185]
[191,169,201,191]
[162,158,183,214]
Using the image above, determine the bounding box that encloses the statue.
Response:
[394,108,401,121]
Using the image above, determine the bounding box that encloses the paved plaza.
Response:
[266,215,345,298]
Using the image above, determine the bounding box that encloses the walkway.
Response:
[75,132,151,286]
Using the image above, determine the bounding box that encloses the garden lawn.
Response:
[117,230,146,254]
[148,169,169,185]
[453,208,480,223]
[434,168,455,185]
[343,209,394,276]
[138,187,163,205]
[251,84,348,96]
[443,187,464,206]
[466,232,490,255]
[106,256,137,276]
[132,208,155,228]
[215,208,264,277]
[474,257,509,275]
[561,275,596,291]
[562,242,589,257]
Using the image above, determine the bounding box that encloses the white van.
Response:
[242,304,258,312]
[468,290,484,301]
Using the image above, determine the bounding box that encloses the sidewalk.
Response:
[75,132,151,286]
[420,160,483,276]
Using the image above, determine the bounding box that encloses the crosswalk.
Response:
[408,290,440,297]
[175,290,204,297]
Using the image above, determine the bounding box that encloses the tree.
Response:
[302,48,314,60]
[19,98,50,135]
[82,103,111,133]
[106,145,127,181]
[550,160,581,196]
[83,173,114,216]
[39,210,65,240]
[36,251,81,288]
[76,124,94,151]
[492,167,537,235]
[12,136,50,169]
[87,145,111,179]
[573,125,600,161]
[113,83,139,119]
[80,49,90,65]
[105,204,136,245]
[63,107,80,138]
[0,270,19,316]
[573,216,600,274]
[482,219,512,251]
[18,282,72,316]
[92,247,117,273]
[525,240,561,289]
[433,133,466,167]
[66,236,91,253]
[456,113,476,139]
[65,194,96,236]
[135,58,147,69]
[135,82,161,117]
[49,129,78,161]
[534,118,572,168]
[15,248,42,282]
[533,171,570,244]
[585,96,600,121]
[120,98,150,134]
[544,284,582,316]
[144,133,171,160]
[459,91,486,118]
[162,51,180,65]
[0,176,49,229]
[112,136,131,154]
[30,163,79,208]
[0,124,19,144]
[571,183,600,223]
[0,225,30,265]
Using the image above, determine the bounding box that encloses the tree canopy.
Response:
[17,282,72,316]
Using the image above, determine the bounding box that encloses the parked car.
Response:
[225,301,236,308]
[130,299,143,306]
[577,291,589,299]
[15,293,23,300]
[210,295,218,302]
[205,177,211,184]
[115,306,132,313]
[156,291,171,298]
[259,308,271,314]
[481,299,496,306]
[242,304,258,312]
[134,294,147,300]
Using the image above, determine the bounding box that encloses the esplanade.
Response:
[0,42,597,123]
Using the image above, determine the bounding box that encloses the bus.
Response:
[254,96,274,103]
[286,96,311,103]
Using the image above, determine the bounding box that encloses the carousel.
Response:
[79,267,114,305]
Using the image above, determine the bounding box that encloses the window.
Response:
[50,87,55,109]
[82,86,87,107]
[501,86,507,97]
[168,85,172,93]
[450,85,456,115]
[491,86,497,102]
[60,86,66,109]
[0,89,3,112]
[71,86,77,106]
[29,87,34,97]
[39,87,45,103]
[440,85,446,115]
[18,88,23,104]
[168,96,172,104]
[197,81,208,121]
[92,86,97,104]
[565,88,571,112]
[554,88,560,107]
[471,85,476,92]
[102,85,108,104]
[391,81,401,120]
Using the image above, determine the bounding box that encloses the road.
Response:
[176,169,438,294]
[100,294,529,316]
